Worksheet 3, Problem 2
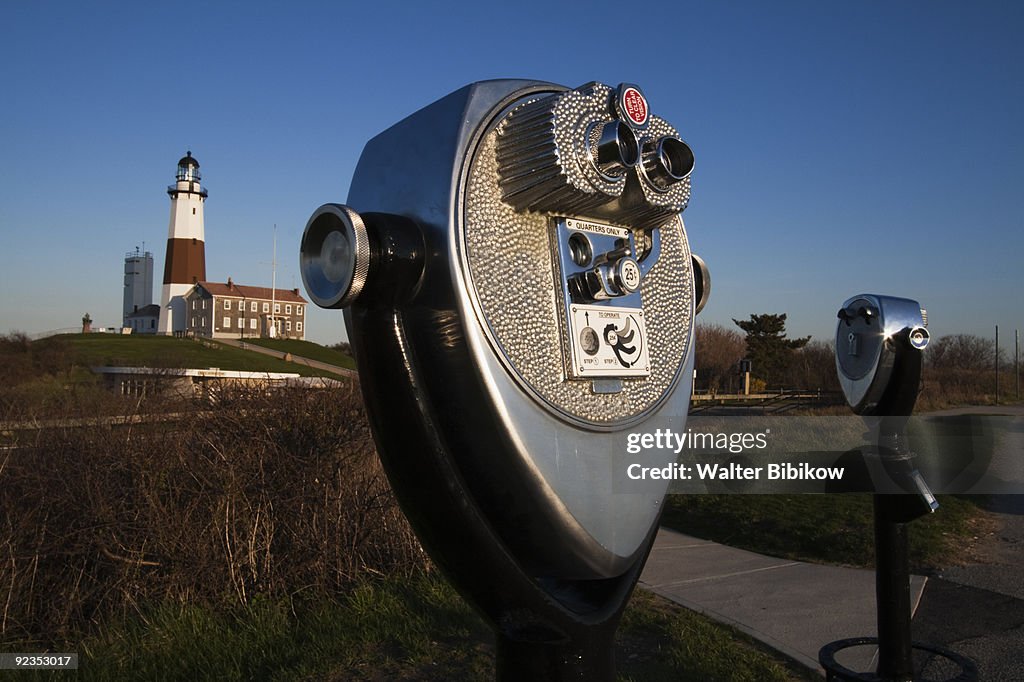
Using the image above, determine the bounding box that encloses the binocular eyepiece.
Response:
[497,82,694,227]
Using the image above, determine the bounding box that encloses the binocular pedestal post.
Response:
[872,494,915,682]
[819,491,978,681]
[819,429,977,682]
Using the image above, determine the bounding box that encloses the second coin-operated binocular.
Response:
[301,80,707,679]
[822,295,976,682]
[836,294,931,417]
[835,294,937,517]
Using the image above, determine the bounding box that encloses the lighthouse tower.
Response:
[158,151,207,335]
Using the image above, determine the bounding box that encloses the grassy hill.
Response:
[241,337,356,370]
[41,334,350,378]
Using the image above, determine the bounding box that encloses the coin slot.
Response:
[568,232,593,268]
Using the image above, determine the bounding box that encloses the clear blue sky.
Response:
[2,1,1021,346]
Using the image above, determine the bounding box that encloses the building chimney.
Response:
[228,277,233,289]
[292,288,299,295]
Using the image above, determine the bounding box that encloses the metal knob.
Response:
[692,253,711,315]
[568,252,642,302]
[300,204,371,309]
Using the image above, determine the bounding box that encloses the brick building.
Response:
[183,279,308,339]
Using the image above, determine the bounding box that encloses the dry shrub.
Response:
[694,323,745,393]
[0,384,426,643]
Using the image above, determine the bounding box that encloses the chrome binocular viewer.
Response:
[836,294,930,417]
[824,299,978,680]
[836,294,937,514]
[301,79,706,679]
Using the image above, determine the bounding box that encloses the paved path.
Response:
[920,494,1024,682]
[639,528,927,675]
[217,338,357,379]
[643,508,1024,679]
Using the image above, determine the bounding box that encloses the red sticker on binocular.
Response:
[621,88,648,126]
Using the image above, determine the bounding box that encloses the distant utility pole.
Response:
[995,325,999,405]
[1016,329,1020,401]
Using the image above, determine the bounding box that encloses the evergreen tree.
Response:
[732,313,810,387]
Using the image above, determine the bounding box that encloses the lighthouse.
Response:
[158,151,207,335]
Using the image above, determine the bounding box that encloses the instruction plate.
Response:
[567,304,651,378]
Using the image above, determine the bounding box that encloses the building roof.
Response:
[125,304,161,319]
[195,281,307,303]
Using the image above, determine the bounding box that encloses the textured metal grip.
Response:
[496,85,627,215]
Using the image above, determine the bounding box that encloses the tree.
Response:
[732,313,810,387]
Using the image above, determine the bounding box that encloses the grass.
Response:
[40,334,339,379]
[15,573,809,681]
[660,494,985,572]
[240,338,356,370]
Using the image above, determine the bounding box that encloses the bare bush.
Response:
[0,384,426,643]
[918,334,1006,409]
[782,340,840,392]
[694,324,746,393]
[927,333,1003,371]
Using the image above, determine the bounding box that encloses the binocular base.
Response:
[818,637,977,682]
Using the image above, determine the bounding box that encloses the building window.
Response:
[250,301,257,312]
[286,320,292,331]
[274,303,281,314]
[285,304,292,315]
[262,302,269,313]
[250,318,257,330]
[224,299,231,310]
[191,317,196,327]
[224,317,231,328]
[237,317,244,330]
[296,321,303,333]
[297,305,303,316]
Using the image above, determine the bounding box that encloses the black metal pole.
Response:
[995,325,999,405]
[873,494,914,682]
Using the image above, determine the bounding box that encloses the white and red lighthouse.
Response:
[158,151,207,335]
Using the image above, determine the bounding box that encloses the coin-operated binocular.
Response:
[820,295,975,682]
[301,80,707,679]
[836,294,937,517]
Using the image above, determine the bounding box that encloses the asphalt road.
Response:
[904,405,1023,680]
[913,494,1024,681]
